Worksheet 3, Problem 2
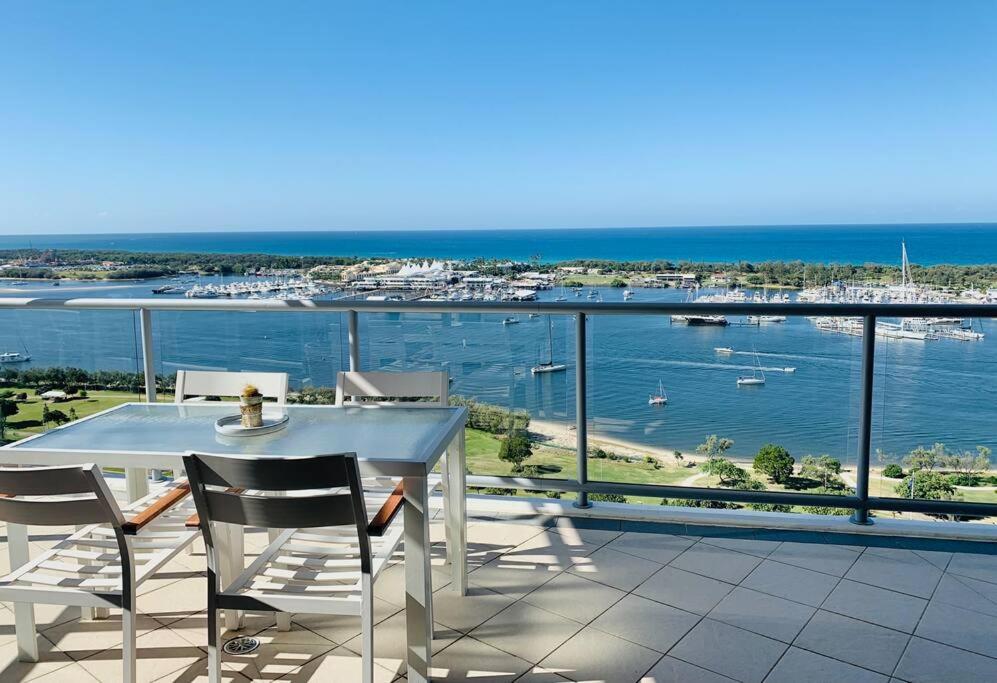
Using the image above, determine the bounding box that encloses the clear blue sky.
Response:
[2,1,996,235]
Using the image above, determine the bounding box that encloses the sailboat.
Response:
[531,316,567,374]
[555,286,568,302]
[737,349,766,386]
[648,380,667,405]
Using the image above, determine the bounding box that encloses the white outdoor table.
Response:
[1,402,469,683]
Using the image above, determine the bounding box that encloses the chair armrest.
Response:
[185,487,244,528]
[122,483,191,535]
[367,481,405,537]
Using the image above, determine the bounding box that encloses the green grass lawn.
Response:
[1,387,146,442]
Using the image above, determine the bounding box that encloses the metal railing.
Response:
[2,295,996,522]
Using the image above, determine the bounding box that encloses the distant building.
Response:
[655,273,699,287]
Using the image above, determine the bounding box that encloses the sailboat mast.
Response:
[546,315,554,364]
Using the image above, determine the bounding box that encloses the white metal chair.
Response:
[174,370,289,405]
[0,465,198,682]
[335,370,456,557]
[183,451,405,683]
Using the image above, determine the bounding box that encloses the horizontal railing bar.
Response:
[467,476,997,515]
[0,296,996,318]
[868,496,997,516]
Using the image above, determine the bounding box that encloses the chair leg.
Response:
[362,573,374,683]
[207,604,222,683]
[8,523,38,662]
[122,600,137,683]
[269,522,292,631]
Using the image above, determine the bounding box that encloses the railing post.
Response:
[139,307,162,483]
[574,313,590,509]
[851,314,876,525]
[347,309,360,371]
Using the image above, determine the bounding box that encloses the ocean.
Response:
[3,222,997,264]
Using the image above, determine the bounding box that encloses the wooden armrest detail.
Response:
[122,483,191,535]
[185,487,244,528]
[367,481,405,537]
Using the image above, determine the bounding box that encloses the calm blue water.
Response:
[1,276,995,476]
[3,223,997,264]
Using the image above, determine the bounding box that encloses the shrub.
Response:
[882,463,904,479]
[895,470,957,500]
[947,473,979,487]
[499,429,533,473]
[588,493,627,503]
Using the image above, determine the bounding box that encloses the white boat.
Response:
[623,289,634,300]
[714,347,734,354]
[502,317,520,325]
[783,367,796,373]
[0,351,30,364]
[528,313,540,319]
[747,315,786,324]
[737,349,766,386]
[532,316,567,374]
[648,380,667,405]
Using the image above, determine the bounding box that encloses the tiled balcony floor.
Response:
[2,509,997,682]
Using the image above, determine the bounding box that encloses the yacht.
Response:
[747,315,786,324]
[502,317,520,325]
[532,316,567,374]
[737,349,766,386]
[0,351,30,364]
[714,347,734,354]
[672,314,729,326]
[648,380,667,405]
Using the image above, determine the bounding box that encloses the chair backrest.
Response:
[183,452,371,572]
[0,464,123,528]
[335,371,448,406]
[175,370,288,405]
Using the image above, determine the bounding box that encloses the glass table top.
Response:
[7,403,465,465]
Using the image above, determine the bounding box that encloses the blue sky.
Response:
[2,1,996,235]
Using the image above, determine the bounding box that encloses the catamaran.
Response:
[532,316,567,374]
[648,380,668,405]
[737,349,766,386]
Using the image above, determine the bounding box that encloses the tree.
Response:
[673,450,684,467]
[589,493,627,503]
[697,435,733,459]
[801,487,852,515]
[799,455,843,489]
[941,446,991,476]
[498,428,533,473]
[895,470,957,501]
[45,409,71,426]
[68,407,78,421]
[753,444,794,484]
[41,403,51,426]
[700,458,749,486]
[609,278,628,288]
[882,464,904,479]
[79,389,89,399]
[0,399,19,442]
[903,443,946,472]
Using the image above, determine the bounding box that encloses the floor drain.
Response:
[223,636,261,655]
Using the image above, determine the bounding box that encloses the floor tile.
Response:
[470,555,564,600]
[32,662,101,682]
[41,613,163,661]
[539,625,662,683]
[930,573,997,618]
[894,636,997,683]
[430,635,534,682]
[794,610,909,675]
[341,611,460,676]
[606,532,696,564]
[77,623,206,682]
[670,618,787,683]
[844,549,943,599]
[431,585,516,633]
[567,546,662,591]
[698,536,782,558]
[472,601,582,665]
[641,655,738,682]
[634,566,733,615]
[514,666,573,682]
[670,542,763,584]
[765,646,889,683]
[291,646,401,682]
[0,637,76,681]
[767,542,861,577]
[946,552,997,585]
[708,587,815,643]
[822,580,927,633]
[220,641,336,680]
[590,594,699,653]
[914,601,997,658]
[521,572,625,624]
[741,559,841,607]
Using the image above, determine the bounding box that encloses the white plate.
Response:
[214,413,289,437]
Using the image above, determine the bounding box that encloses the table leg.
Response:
[125,468,149,502]
[8,523,38,662]
[445,431,467,595]
[403,476,432,683]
